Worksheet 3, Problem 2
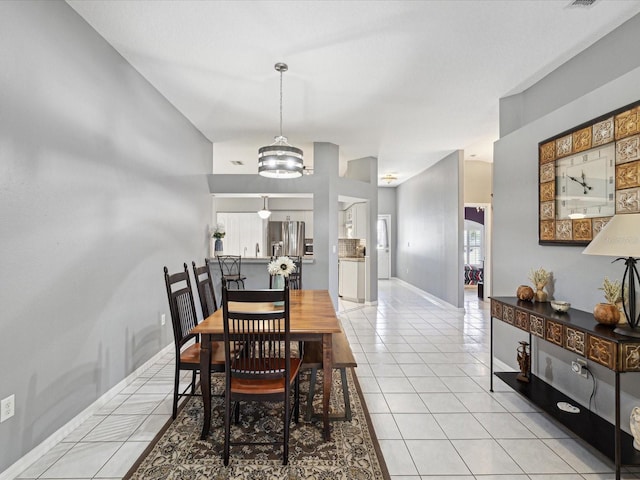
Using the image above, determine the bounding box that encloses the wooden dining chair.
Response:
[221,280,301,466]
[192,259,219,318]
[164,264,226,419]
[217,255,247,289]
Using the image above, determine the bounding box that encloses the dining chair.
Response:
[217,255,247,289]
[221,280,301,466]
[163,264,226,419]
[192,259,219,318]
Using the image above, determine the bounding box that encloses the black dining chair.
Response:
[163,264,226,419]
[192,259,219,318]
[217,255,247,289]
[221,280,301,466]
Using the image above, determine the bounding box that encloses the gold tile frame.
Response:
[539,100,640,245]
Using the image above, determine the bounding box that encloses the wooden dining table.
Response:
[192,289,342,442]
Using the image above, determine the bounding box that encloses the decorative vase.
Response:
[517,285,534,301]
[272,274,284,306]
[593,303,620,326]
[631,407,640,450]
[516,341,530,383]
[214,238,223,256]
[616,301,628,325]
[534,283,548,303]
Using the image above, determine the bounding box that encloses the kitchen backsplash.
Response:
[338,238,366,257]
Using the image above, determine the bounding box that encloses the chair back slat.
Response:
[222,281,291,382]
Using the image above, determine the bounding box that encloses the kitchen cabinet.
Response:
[344,203,367,239]
[216,212,263,256]
[338,259,365,302]
[353,203,367,239]
[338,210,346,238]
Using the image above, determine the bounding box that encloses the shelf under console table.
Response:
[490,297,640,480]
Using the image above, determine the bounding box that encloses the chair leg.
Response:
[294,374,300,424]
[191,370,197,395]
[283,387,290,465]
[234,401,240,424]
[306,368,317,421]
[223,393,231,466]
[172,363,180,419]
[340,368,352,421]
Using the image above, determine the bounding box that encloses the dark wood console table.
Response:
[490,297,640,480]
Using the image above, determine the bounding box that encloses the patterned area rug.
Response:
[124,368,389,479]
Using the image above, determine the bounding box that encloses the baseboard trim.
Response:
[0,343,173,480]
[391,277,464,312]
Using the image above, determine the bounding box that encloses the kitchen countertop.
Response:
[209,256,314,264]
[339,257,365,262]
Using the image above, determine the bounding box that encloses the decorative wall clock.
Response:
[539,100,640,245]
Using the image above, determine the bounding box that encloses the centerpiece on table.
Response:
[268,256,296,306]
[212,223,225,256]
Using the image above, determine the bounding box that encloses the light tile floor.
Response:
[13,280,640,479]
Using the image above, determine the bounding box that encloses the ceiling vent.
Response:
[568,0,597,7]
[230,160,244,165]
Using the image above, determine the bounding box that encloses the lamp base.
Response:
[613,324,640,338]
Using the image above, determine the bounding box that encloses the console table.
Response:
[490,297,640,480]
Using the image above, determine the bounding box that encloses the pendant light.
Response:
[257,196,272,219]
[258,63,303,178]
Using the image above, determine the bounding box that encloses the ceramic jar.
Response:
[593,303,620,326]
[516,285,534,301]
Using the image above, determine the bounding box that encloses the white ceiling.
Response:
[67,0,640,185]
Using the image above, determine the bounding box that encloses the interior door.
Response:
[377,215,390,279]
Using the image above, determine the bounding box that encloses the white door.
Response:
[377,215,391,279]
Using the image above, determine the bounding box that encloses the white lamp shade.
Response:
[582,214,640,257]
[257,196,271,219]
[257,209,271,219]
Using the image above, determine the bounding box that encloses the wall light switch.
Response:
[160,314,166,326]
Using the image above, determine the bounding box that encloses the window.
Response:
[464,222,483,266]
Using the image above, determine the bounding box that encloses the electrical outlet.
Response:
[160,314,166,326]
[1,394,15,422]
[571,358,588,378]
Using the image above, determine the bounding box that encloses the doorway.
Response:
[463,204,491,300]
[377,214,391,279]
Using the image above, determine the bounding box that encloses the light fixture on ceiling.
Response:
[257,196,272,219]
[381,174,398,184]
[258,63,303,179]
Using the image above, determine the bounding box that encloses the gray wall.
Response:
[0,1,212,471]
[377,187,397,277]
[493,23,640,429]
[396,151,464,308]
[500,13,640,137]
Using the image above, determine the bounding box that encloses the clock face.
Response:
[555,143,615,220]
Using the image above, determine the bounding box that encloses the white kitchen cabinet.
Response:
[338,210,346,238]
[216,212,263,256]
[353,203,367,239]
[338,259,365,302]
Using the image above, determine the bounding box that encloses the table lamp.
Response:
[582,213,640,337]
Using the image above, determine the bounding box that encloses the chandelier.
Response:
[258,63,303,178]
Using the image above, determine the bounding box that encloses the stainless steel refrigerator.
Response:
[268,221,305,257]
